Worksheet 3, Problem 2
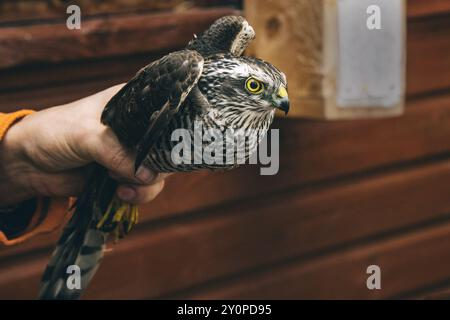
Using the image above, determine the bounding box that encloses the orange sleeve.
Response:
[0,110,69,246]
[0,110,35,139]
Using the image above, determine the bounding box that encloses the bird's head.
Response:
[199,55,289,120]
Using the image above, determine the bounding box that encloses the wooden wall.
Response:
[1,0,450,299]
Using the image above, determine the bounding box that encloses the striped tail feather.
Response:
[38,165,138,300]
[38,213,106,299]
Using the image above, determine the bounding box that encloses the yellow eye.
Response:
[245,78,264,94]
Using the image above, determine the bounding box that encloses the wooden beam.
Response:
[179,222,450,299]
[410,284,450,299]
[0,8,239,69]
[0,0,184,24]
[0,1,241,24]
[406,14,450,96]
[407,0,450,18]
[0,52,163,95]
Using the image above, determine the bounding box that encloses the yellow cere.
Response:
[277,86,288,98]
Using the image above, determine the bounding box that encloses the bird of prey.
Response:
[38,15,289,299]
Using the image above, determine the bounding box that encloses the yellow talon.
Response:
[96,201,115,229]
[134,206,139,224]
[128,206,138,232]
[96,197,139,237]
[112,204,128,223]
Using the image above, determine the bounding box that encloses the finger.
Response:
[76,84,158,184]
[150,173,173,184]
[90,127,157,184]
[116,180,165,204]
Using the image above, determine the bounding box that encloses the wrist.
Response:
[0,118,36,205]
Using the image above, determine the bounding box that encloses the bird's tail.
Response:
[38,165,139,300]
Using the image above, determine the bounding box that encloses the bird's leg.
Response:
[96,196,139,240]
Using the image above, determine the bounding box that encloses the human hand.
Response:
[0,84,169,206]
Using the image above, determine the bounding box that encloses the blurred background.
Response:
[1,0,450,299]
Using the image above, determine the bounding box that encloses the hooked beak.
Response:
[273,86,289,115]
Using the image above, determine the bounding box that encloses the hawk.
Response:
[39,15,289,299]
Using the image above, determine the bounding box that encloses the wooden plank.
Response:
[0,1,241,25]
[0,0,184,24]
[406,14,450,96]
[412,284,450,299]
[0,8,239,69]
[179,222,450,299]
[2,157,450,299]
[0,75,128,113]
[407,0,450,18]
[2,93,450,262]
[0,52,163,94]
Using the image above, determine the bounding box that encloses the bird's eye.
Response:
[245,78,264,94]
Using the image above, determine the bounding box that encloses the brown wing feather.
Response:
[187,16,255,57]
[101,50,204,170]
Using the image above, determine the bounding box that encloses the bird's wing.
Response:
[187,15,255,57]
[101,50,204,171]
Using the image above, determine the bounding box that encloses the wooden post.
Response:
[245,0,406,119]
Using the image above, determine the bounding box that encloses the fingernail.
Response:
[135,166,154,183]
[118,187,136,201]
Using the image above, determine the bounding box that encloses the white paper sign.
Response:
[337,0,404,108]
